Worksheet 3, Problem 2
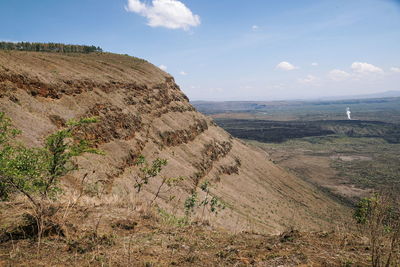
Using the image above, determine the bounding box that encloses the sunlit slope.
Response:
[0,50,348,233]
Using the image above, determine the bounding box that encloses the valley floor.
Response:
[247,136,400,204]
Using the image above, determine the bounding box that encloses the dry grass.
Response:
[0,201,371,267]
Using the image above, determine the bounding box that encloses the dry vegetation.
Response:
[0,201,372,267]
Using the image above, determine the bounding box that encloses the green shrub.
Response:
[0,112,102,243]
[184,180,225,219]
[0,113,101,203]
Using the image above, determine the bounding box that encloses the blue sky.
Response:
[1,0,400,100]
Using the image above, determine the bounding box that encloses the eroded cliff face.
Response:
[0,51,347,233]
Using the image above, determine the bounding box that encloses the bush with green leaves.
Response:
[0,112,101,206]
[133,155,168,193]
[184,180,225,219]
[132,155,185,206]
[184,191,198,217]
[199,181,225,217]
[0,112,102,244]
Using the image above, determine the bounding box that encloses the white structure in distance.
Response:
[346,107,351,120]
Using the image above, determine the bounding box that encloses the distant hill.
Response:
[191,96,400,123]
[192,91,400,115]
[192,97,400,112]
[318,90,400,101]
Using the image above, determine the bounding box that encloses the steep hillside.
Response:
[0,50,348,234]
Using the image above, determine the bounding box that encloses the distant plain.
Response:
[192,96,400,203]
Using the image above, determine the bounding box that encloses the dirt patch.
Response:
[330,155,372,162]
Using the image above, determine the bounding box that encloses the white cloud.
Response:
[351,62,383,74]
[252,25,259,31]
[299,75,318,84]
[126,0,200,31]
[158,64,167,71]
[311,62,318,66]
[329,69,351,81]
[179,71,187,75]
[276,61,297,71]
[390,67,400,73]
[328,62,385,82]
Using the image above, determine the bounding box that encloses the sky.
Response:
[1,0,400,101]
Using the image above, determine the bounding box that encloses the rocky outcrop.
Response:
[84,103,142,143]
[219,157,241,176]
[192,140,233,184]
[159,119,208,147]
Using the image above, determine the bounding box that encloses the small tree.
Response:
[132,155,185,206]
[133,156,167,193]
[184,180,225,220]
[199,181,225,218]
[184,191,197,218]
[150,175,185,206]
[354,193,400,267]
[0,112,102,243]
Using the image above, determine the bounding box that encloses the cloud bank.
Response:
[299,74,317,84]
[126,0,200,31]
[351,62,383,74]
[329,69,351,81]
[276,61,297,71]
[329,62,384,81]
